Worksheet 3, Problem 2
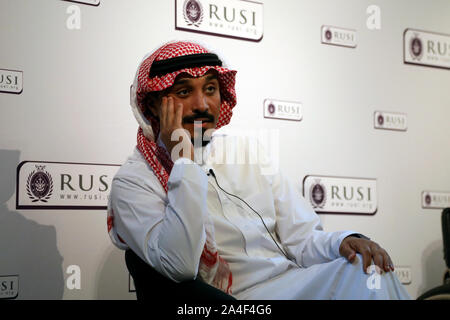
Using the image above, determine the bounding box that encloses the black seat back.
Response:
[442,208,450,269]
[125,249,236,301]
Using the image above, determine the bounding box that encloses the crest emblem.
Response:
[183,0,204,27]
[424,193,432,206]
[310,179,327,209]
[268,103,275,114]
[409,33,423,60]
[26,165,53,202]
[325,29,332,41]
[377,114,384,126]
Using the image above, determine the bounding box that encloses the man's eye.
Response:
[177,89,189,96]
[206,86,216,93]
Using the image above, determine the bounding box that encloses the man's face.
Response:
[149,70,221,145]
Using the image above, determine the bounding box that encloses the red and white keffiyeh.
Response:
[108,41,237,294]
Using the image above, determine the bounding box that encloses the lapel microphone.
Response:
[206,168,297,265]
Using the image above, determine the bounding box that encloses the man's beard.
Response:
[183,111,215,147]
[191,128,212,147]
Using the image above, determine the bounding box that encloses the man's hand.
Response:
[158,96,194,161]
[339,236,395,274]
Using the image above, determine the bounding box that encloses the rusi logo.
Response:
[16,161,120,210]
[175,0,263,42]
[183,0,204,27]
[409,33,423,60]
[263,99,303,121]
[374,111,407,131]
[422,191,450,209]
[404,29,450,70]
[303,175,377,215]
[62,0,100,6]
[309,179,327,209]
[0,69,23,94]
[0,275,19,299]
[321,25,357,48]
[26,165,53,203]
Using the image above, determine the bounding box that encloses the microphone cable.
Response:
[207,168,300,267]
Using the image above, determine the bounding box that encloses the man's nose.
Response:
[192,91,209,112]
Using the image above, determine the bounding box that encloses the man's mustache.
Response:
[182,111,215,124]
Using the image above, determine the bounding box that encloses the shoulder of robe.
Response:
[112,150,165,196]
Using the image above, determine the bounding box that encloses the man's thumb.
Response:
[341,246,356,262]
[347,251,356,262]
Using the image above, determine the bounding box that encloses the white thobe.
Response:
[109,134,411,299]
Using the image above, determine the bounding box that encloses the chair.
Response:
[125,249,236,301]
[417,207,450,300]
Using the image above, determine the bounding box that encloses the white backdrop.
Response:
[0,0,449,299]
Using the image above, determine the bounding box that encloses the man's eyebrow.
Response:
[205,73,218,81]
[172,74,218,87]
[172,78,190,86]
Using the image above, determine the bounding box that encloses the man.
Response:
[107,41,410,299]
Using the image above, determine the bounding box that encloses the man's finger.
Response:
[384,253,394,272]
[360,246,372,274]
[377,250,389,272]
[159,96,167,128]
[383,253,391,272]
[166,96,174,126]
[175,102,183,128]
[373,252,385,273]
